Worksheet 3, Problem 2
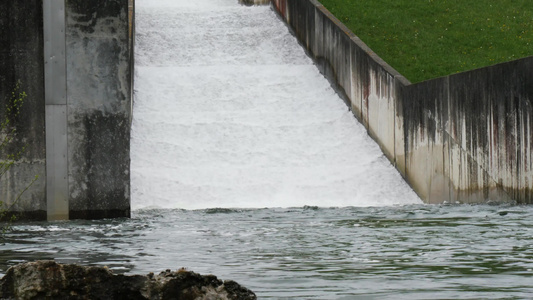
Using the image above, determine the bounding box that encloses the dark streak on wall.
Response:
[66,0,132,219]
[68,1,123,34]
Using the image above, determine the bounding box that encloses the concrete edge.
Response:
[309,0,411,85]
[69,209,131,220]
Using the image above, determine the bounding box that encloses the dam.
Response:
[3,1,533,299]
[2,0,532,219]
[130,0,420,209]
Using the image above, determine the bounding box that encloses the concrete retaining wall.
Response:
[0,0,134,220]
[0,0,47,220]
[272,0,533,204]
[403,58,533,203]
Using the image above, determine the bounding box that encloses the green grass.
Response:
[318,0,533,83]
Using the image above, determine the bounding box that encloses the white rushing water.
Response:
[131,0,421,209]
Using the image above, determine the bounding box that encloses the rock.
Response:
[238,0,270,6]
[0,261,256,300]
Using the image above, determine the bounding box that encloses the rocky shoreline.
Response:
[0,261,256,299]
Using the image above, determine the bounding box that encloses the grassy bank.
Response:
[318,0,533,83]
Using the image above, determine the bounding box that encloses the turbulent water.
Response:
[130,0,420,209]
[2,206,533,299]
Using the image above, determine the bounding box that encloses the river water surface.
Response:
[2,205,533,299]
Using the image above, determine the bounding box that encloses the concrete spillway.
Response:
[131,0,421,209]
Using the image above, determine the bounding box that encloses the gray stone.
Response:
[0,261,256,300]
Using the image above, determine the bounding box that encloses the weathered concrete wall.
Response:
[1,0,133,220]
[272,0,533,204]
[66,0,132,219]
[0,0,47,220]
[403,58,533,203]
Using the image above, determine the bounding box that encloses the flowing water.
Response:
[2,206,533,299]
[130,0,419,209]
[2,0,533,299]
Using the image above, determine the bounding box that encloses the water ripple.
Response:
[2,205,533,298]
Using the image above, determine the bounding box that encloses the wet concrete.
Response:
[66,0,132,219]
[0,0,46,215]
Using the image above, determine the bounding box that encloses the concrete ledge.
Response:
[69,209,130,220]
[2,210,47,222]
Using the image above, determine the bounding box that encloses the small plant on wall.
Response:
[0,81,38,232]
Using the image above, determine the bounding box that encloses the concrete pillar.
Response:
[0,1,47,220]
[43,0,69,221]
[1,0,132,221]
[65,0,132,219]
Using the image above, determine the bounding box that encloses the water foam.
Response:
[131,0,421,209]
